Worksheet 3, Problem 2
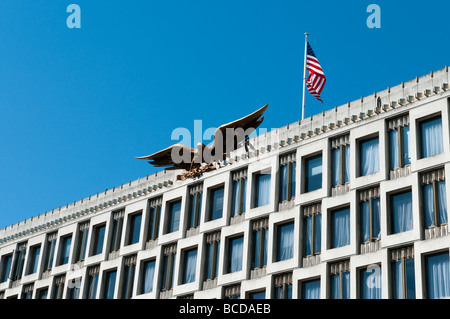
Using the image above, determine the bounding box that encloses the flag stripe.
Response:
[305,42,326,102]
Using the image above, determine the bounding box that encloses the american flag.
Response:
[306,42,326,102]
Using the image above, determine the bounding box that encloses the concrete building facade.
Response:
[1,67,450,299]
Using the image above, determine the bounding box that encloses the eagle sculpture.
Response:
[136,104,268,180]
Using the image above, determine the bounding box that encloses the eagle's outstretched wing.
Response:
[135,144,197,170]
[136,104,268,171]
[210,104,268,159]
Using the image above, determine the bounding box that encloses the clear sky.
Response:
[0,0,448,229]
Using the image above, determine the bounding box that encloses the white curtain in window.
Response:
[427,253,450,299]
[62,237,72,264]
[392,192,413,234]
[421,117,444,158]
[280,164,288,201]
[332,148,340,186]
[242,179,247,213]
[438,181,448,224]
[105,271,116,299]
[31,247,41,274]
[342,272,350,299]
[230,237,243,273]
[231,180,240,216]
[170,202,181,232]
[278,223,294,260]
[344,145,350,182]
[361,201,370,242]
[361,137,379,176]
[314,214,322,253]
[333,208,350,248]
[291,163,296,199]
[305,216,312,256]
[424,184,435,227]
[256,173,271,207]
[143,261,155,293]
[392,260,403,299]
[303,280,320,299]
[305,214,322,254]
[330,274,340,299]
[184,250,197,284]
[361,267,382,299]
[402,126,411,165]
[389,129,400,169]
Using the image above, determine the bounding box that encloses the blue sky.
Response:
[0,0,448,228]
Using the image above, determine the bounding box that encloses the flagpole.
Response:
[301,32,309,120]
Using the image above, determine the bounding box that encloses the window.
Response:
[204,232,220,281]
[67,278,81,299]
[331,207,350,248]
[86,265,100,299]
[126,212,142,245]
[274,273,292,299]
[109,210,124,253]
[330,261,350,299]
[36,287,48,299]
[360,265,382,299]
[331,135,350,187]
[231,169,247,216]
[187,184,203,229]
[388,115,411,170]
[74,221,89,263]
[422,169,448,231]
[103,270,117,299]
[420,115,444,159]
[208,186,224,221]
[426,251,450,299]
[248,290,266,299]
[391,247,415,299]
[360,136,379,176]
[252,218,268,269]
[120,255,136,299]
[0,254,12,283]
[304,203,322,257]
[43,232,57,272]
[147,197,162,241]
[360,187,381,243]
[140,259,156,295]
[27,244,41,275]
[276,222,294,261]
[227,236,244,273]
[302,279,321,299]
[11,242,27,281]
[91,223,106,256]
[279,153,296,202]
[166,200,181,234]
[52,275,66,299]
[182,248,198,284]
[58,235,72,266]
[390,190,413,234]
[161,244,177,291]
[305,154,322,192]
[21,284,34,300]
[254,171,271,207]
